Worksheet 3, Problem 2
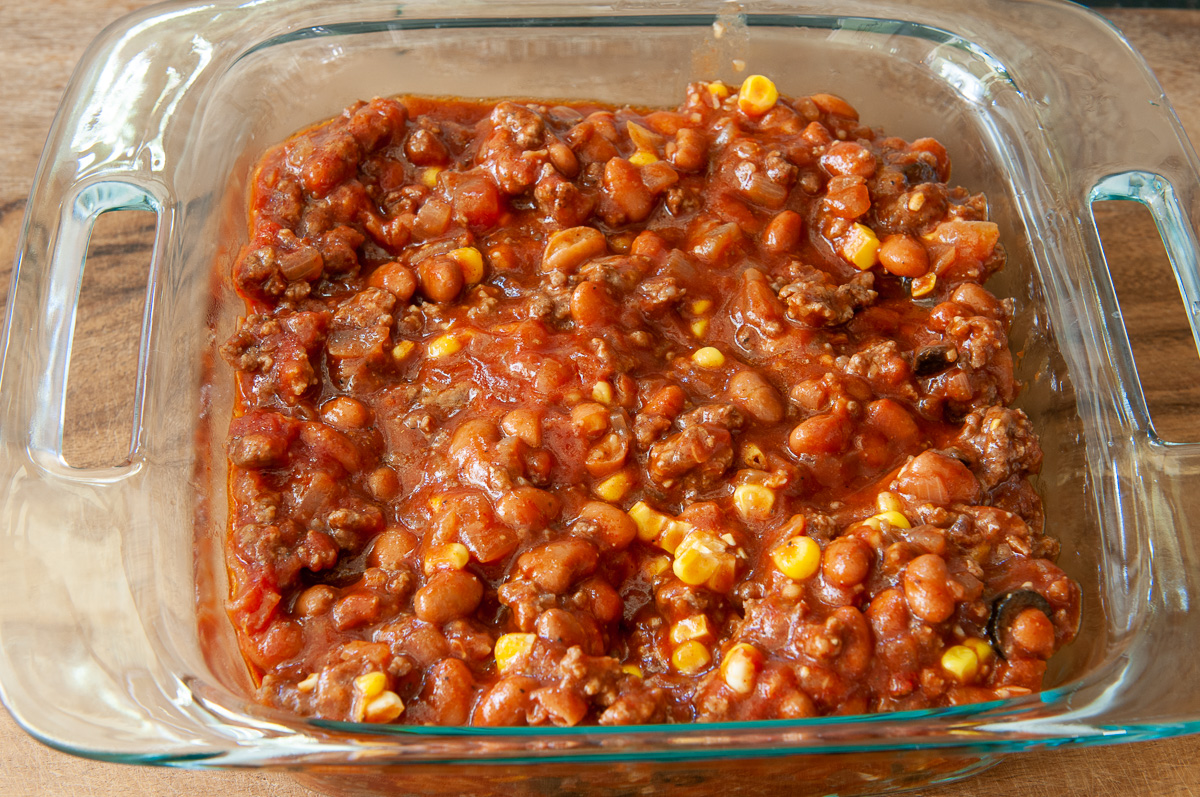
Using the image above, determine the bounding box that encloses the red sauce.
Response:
[219,79,1080,726]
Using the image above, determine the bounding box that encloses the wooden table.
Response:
[2,2,1200,795]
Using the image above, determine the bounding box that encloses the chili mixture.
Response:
[220,77,1081,726]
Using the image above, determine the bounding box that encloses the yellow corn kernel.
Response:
[629,501,669,541]
[621,663,644,679]
[690,318,710,338]
[771,535,821,581]
[592,380,614,405]
[391,340,417,363]
[297,673,319,693]
[657,519,692,555]
[645,555,672,577]
[595,470,633,502]
[629,149,659,167]
[692,346,726,368]
[670,614,713,644]
[733,484,776,520]
[429,494,444,511]
[941,645,980,683]
[707,81,731,99]
[690,299,713,315]
[420,166,443,188]
[737,75,779,117]
[354,671,388,700]
[673,544,717,587]
[427,333,463,358]
[449,246,485,285]
[671,640,712,674]
[863,510,912,531]
[494,633,536,673]
[876,491,903,513]
[963,637,995,664]
[842,223,881,270]
[423,542,470,575]
[721,643,762,695]
[911,272,937,298]
[363,690,405,723]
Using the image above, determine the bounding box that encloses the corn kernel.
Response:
[841,223,880,270]
[721,643,762,695]
[771,535,821,581]
[733,484,776,520]
[449,246,485,285]
[911,272,937,298]
[363,690,405,723]
[494,633,536,673]
[657,519,692,555]
[737,75,779,117]
[354,671,387,700]
[420,166,443,188]
[629,149,659,167]
[941,645,980,683]
[621,663,644,679]
[690,318,710,338]
[592,380,614,405]
[692,346,726,368]
[629,501,668,541]
[707,81,731,99]
[595,470,633,502]
[691,299,713,315]
[674,545,718,587]
[863,510,912,531]
[423,542,469,575]
[297,673,319,693]
[672,640,712,674]
[963,637,995,664]
[670,615,713,644]
[876,491,903,513]
[429,494,443,511]
[391,340,417,363]
[427,333,462,358]
[645,555,672,577]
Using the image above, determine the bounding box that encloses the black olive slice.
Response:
[986,589,1053,659]
[912,344,958,377]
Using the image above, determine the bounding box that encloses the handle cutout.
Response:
[1094,198,1200,444]
[60,209,157,469]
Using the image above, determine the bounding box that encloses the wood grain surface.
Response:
[2,3,1200,795]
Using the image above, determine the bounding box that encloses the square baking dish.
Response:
[4,0,1200,794]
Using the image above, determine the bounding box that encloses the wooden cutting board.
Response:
[1,3,1198,795]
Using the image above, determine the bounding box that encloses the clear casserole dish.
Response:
[3,1,1200,795]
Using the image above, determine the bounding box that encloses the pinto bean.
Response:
[572,501,637,551]
[728,370,785,424]
[903,554,956,623]
[414,570,484,625]
[822,536,871,588]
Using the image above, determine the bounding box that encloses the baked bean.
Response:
[762,210,803,254]
[366,466,402,502]
[517,538,598,594]
[294,584,336,617]
[866,588,910,639]
[321,396,371,430]
[788,413,850,456]
[417,254,464,302]
[821,141,876,178]
[414,570,484,625]
[405,127,449,166]
[895,451,981,505]
[574,577,623,624]
[495,486,560,532]
[332,591,382,630]
[570,402,610,439]
[668,127,708,172]
[728,370,785,424]
[570,280,617,326]
[878,234,929,278]
[534,608,587,647]
[474,676,539,726]
[822,536,871,588]
[422,658,475,726]
[367,260,418,301]
[827,606,873,677]
[548,140,580,177]
[950,282,1004,319]
[1009,608,1056,659]
[642,384,685,417]
[602,157,654,223]
[572,501,637,551]
[903,554,956,623]
[543,226,606,273]
[532,686,589,727]
[585,431,629,477]
[864,398,919,446]
[369,527,418,569]
[501,408,542,447]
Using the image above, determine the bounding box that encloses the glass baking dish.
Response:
[4,0,1200,794]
